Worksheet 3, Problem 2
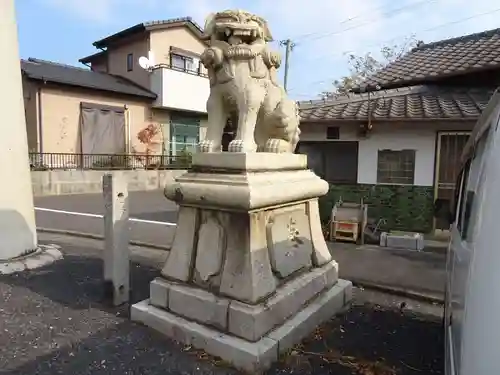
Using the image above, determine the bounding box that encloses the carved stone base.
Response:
[132,279,352,373]
[132,152,352,372]
[159,197,334,303]
[148,258,338,339]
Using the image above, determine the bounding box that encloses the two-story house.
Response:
[22,17,210,165]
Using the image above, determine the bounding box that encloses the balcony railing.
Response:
[154,63,209,78]
[29,152,192,171]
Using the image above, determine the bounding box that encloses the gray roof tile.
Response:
[355,28,500,92]
[93,17,204,49]
[21,58,156,99]
[299,85,494,121]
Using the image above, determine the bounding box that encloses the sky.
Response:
[15,0,500,100]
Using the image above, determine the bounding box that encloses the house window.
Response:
[297,141,358,184]
[169,116,200,156]
[377,149,416,185]
[326,127,340,140]
[127,53,134,71]
[171,53,194,72]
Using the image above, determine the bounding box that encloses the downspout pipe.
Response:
[36,86,43,153]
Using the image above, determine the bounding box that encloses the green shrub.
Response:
[172,148,193,168]
[91,155,131,169]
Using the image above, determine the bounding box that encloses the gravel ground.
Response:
[0,235,444,375]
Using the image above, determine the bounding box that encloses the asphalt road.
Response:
[34,191,179,247]
[0,232,444,375]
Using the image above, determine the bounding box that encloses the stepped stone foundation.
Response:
[131,153,352,372]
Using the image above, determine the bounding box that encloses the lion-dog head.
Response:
[201,9,272,46]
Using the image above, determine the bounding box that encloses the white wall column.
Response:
[0,0,38,260]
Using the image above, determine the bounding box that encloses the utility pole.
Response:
[280,39,295,92]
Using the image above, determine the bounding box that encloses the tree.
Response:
[321,37,420,98]
[134,123,163,168]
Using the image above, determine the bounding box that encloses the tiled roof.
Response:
[93,17,204,49]
[354,28,500,93]
[79,50,107,64]
[299,85,495,121]
[21,58,157,99]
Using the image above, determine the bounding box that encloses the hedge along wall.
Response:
[318,184,435,233]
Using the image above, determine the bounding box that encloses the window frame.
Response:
[455,160,470,236]
[126,53,134,72]
[170,53,194,72]
[457,129,489,242]
[450,167,464,226]
[169,117,200,156]
[376,149,416,185]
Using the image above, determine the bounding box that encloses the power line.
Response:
[296,0,435,45]
[289,0,434,42]
[287,6,500,93]
[293,0,436,45]
[289,2,400,42]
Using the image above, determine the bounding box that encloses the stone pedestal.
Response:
[131,153,352,372]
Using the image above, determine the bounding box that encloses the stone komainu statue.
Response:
[199,9,301,153]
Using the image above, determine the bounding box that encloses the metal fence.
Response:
[29,152,192,171]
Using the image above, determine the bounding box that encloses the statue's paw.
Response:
[199,140,216,153]
[228,139,257,153]
[264,138,292,153]
[256,144,267,152]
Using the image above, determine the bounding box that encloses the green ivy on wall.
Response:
[319,184,435,233]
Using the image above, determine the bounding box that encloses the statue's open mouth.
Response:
[215,24,261,45]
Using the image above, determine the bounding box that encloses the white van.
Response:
[443,89,500,375]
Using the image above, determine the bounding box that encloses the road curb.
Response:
[351,279,444,305]
[37,228,443,304]
[37,227,171,252]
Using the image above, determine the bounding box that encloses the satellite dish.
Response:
[138,56,151,70]
[138,51,155,70]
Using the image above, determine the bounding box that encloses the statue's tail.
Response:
[270,99,301,152]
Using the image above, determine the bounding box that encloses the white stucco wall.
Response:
[300,123,437,186]
[357,126,436,186]
[151,67,210,113]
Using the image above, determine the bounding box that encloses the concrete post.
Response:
[0,0,38,260]
[103,172,130,306]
